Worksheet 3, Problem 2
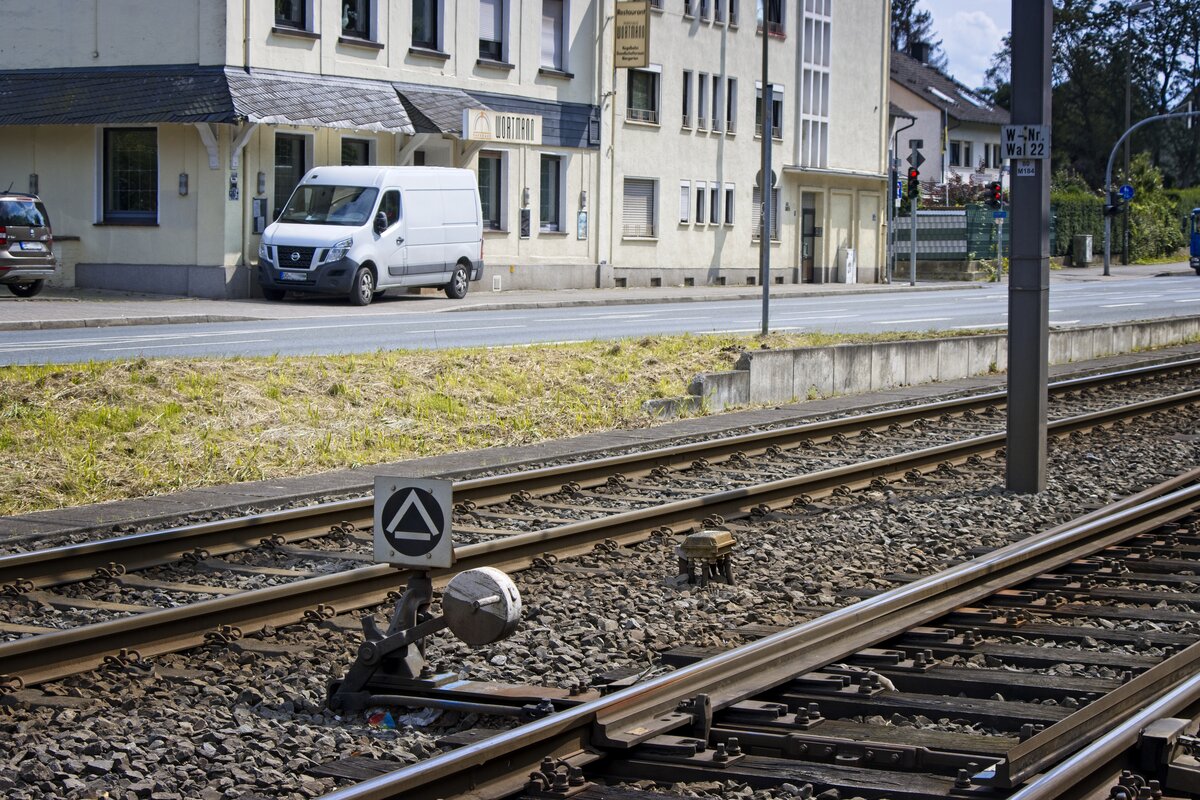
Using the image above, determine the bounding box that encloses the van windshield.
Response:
[278,185,379,226]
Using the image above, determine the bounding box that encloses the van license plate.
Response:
[17,242,45,251]
[279,271,307,281]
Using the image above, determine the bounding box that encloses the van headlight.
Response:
[258,242,271,262]
[326,238,353,262]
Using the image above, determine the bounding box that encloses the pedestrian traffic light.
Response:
[987,181,1003,208]
[907,167,920,200]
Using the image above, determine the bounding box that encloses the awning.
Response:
[394,82,487,136]
[0,64,416,133]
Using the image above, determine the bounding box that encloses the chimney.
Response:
[908,41,931,64]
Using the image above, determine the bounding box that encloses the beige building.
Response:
[0,0,891,297]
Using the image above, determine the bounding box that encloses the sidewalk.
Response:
[0,260,1192,332]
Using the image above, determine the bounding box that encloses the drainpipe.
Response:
[889,115,916,283]
[243,0,251,70]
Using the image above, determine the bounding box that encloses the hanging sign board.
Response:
[615,0,650,68]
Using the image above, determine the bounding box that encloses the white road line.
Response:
[1174,298,1200,303]
[873,317,951,324]
[1100,303,1146,308]
[100,339,272,352]
[1050,320,1081,325]
[952,323,1007,329]
[773,314,859,321]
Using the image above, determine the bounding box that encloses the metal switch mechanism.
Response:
[676,528,736,586]
[326,567,522,715]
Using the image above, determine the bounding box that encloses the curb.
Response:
[0,314,265,332]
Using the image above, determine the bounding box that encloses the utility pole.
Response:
[1005,0,1052,494]
[759,17,772,336]
[1122,1,1152,266]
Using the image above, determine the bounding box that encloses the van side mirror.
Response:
[374,211,388,234]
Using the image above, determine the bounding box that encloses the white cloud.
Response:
[919,1,1010,90]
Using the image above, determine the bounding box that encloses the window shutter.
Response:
[623,178,655,237]
[541,0,563,68]
[751,187,761,236]
[679,182,690,223]
[480,0,501,42]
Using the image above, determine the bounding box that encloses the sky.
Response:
[920,0,1012,91]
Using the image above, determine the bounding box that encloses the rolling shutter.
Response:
[623,178,655,237]
[541,0,563,69]
[752,187,780,239]
[480,0,502,44]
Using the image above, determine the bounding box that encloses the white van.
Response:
[257,166,483,305]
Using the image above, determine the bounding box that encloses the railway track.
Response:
[315,470,1200,800]
[1,358,1198,693]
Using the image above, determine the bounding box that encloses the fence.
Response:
[894,205,1056,261]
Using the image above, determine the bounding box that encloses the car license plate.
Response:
[16,242,45,251]
[279,271,307,282]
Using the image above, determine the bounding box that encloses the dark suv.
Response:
[0,193,56,297]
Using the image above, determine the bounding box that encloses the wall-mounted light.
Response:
[178,173,189,196]
[522,187,530,207]
[28,173,38,195]
[257,171,266,195]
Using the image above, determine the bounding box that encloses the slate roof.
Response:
[394,82,487,135]
[890,51,1009,126]
[0,65,416,133]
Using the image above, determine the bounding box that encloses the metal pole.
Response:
[1102,110,1200,276]
[759,22,771,336]
[1122,15,1132,266]
[909,144,917,287]
[1006,0,1052,494]
[994,219,1004,282]
[886,154,894,284]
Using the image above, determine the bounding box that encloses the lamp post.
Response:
[1121,0,1152,267]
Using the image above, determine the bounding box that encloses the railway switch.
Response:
[327,567,522,715]
[676,528,736,586]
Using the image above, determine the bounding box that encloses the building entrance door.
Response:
[801,208,816,282]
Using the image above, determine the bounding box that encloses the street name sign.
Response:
[1001,124,1050,159]
[373,477,454,568]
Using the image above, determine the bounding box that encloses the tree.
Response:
[891,0,948,69]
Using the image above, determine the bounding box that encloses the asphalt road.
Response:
[2,275,1199,365]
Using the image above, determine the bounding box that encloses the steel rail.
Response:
[2,390,1196,694]
[315,472,1200,800]
[2,356,1196,591]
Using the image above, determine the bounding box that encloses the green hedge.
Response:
[1049,192,1105,258]
[1167,187,1200,233]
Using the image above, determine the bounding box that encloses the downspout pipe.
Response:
[889,116,915,284]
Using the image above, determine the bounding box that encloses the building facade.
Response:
[0,0,890,297]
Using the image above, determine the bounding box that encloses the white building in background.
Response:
[0,0,891,297]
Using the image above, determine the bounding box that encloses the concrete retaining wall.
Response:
[644,316,1200,416]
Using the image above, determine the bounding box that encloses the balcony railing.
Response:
[628,107,659,124]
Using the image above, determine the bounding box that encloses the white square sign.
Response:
[373,477,455,568]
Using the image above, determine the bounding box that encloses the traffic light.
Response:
[907,167,920,200]
[987,181,1003,208]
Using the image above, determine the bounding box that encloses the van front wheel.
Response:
[445,263,469,299]
[350,268,375,306]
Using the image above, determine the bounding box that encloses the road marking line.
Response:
[1101,303,1145,308]
[952,323,1007,329]
[873,317,951,324]
[100,339,272,352]
[1174,298,1200,303]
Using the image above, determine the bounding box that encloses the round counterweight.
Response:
[443,567,522,646]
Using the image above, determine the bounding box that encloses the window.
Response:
[379,190,401,228]
[729,0,738,25]
[751,186,780,239]
[714,0,724,23]
[764,0,783,34]
[275,0,306,29]
[103,128,158,223]
[698,73,709,130]
[679,181,690,223]
[341,138,371,166]
[342,0,370,38]
[695,182,707,224]
[413,0,439,49]
[479,0,504,60]
[726,77,737,132]
[682,71,693,128]
[541,0,565,71]
[699,0,709,20]
[709,180,719,223]
[724,183,734,225]
[623,178,656,237]
[950,140,972,168]
[627,69,659,123]
[539,154,562,231]
[478,152,503,230]
[755,84,783,139]
[274,133,306,219]
[684,0,694,16]
[711,77,720,130]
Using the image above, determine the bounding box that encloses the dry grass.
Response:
[0,330,980,515]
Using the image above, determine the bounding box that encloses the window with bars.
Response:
[623,178,656,237]
[479,0,504,60]
[751,186,779,240]
[627,69,659,123]
[103,128,158,223]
